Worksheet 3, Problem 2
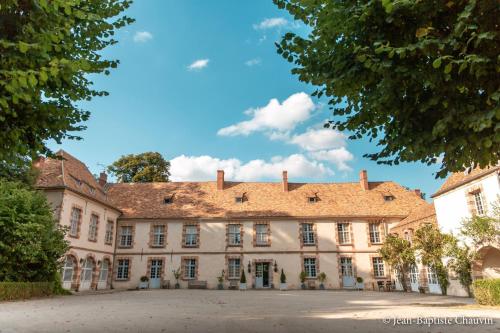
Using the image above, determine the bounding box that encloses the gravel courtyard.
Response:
[0,290,498,333]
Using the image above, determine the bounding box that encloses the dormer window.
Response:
[234,193,246,203]
[163,196,174,204]
[384,195,395,201]
[308,196,319,203]
[89,187,95,195]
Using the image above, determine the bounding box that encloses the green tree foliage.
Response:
[460,197,500,248]
[413,224,452,295]
[445,235,474,297]
[378,234,415,292]
[108,152,171,183]
[274,0,499,178]
[0,180,68,282]
[0,0,134,163]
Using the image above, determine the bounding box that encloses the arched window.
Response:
[98,260,109,289]
[62,256,76,289]
[80,258,95,290]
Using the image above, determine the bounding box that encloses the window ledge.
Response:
[338,243,353,246]
[254,244,270,247]
[118,245,133,249]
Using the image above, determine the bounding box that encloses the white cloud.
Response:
[290,128,347,151]
[245,58,262,66]
[170,154,333,182]
[187,59,209,71]
[253,18,288,30]
[133,31,153,43]
[217,92,315,137]
[309,148,354,171]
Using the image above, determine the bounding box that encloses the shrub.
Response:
[299,271,307,283]
[318,272,327,283]
[280,269,286,284]
[240,270,246,284]
[140,276,149,282]
[0,282,54,301]
[472,279,500,306]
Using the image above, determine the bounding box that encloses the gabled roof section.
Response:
[431,165,500,198]
[390,202,436,233]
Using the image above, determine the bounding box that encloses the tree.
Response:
[446,236,474,297]
[0,0,134,164]
[379,234,415,292]
[0,180,68,282]
[108,152,171,183]
[413,224,452,295]
[459,197,500,248]
[274,0,499,178]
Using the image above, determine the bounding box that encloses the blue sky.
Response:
[49,0,446,199]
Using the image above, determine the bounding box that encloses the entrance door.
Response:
[98,260,109,289]
[410,264,419,292]
[255,263,270,288]
[150,259,163,289]
[62,256,75,290]
[340,257,355,288]
[427,266,441,294]
[80,259,94,291]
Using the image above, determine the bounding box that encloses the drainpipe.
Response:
[110,215,120,289]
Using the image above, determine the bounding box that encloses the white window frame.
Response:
[153,225,165,246]
[474,191,485,215]
[88,214,98,241]
[369,223,381,243]
[410,264,419,283]
[228,258,241,279]
[185,225,198,246]
[228,224,241,246]
[255,224,268,245]
[62,256,74,282]
[105,221,113,244]
[427,266,438,285]
[338,223,351,244]
[120,226,133,247]
[69,207,81,236]
[99,260,109,282]
[116,259,129,280]
[304,258,317,278]
[372,257,385,278]
[302,223,315,245]
[184,259,196,279]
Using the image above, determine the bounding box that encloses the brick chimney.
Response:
[414,189,421,197]
[217,170,224,190]
[282,170,289,192]
[98,172,107,186]
[359,170,369,191]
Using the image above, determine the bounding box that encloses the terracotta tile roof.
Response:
[108,180,427,219]
[35,150,117,209]
[431,165,500,198]
[390,202,436,234]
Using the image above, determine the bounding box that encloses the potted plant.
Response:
[217,270,225,290]
[173,267,181,289]
[356,276,364,290]
[239,270,247,290]
[280,269,287,290]
[299,271,307,289]
[139,276,149,289]
[318,272,327,290]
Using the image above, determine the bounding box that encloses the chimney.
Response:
[217,170,224,190]
[359,170,369,191]
[414,189,421,197]
[98,172,107,186]
[282,170,289,192]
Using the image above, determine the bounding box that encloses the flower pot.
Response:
[356,282,364,290]
[139,281,149,289]
[319,283,325,290]
[175,283,180,289]
[217,283,224,290]
[280,283,287,291]
[301,283,306,289]
[239,283,247,290]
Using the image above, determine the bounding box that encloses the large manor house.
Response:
[35,151,499,294]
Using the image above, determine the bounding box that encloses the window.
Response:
[69,207,81,237]
[337,223,351,244]
[228,258,241,279]
[304,258,317,278]
[153,225,165,247]
[235,196,243,203]
[184,259,196,279]
[120,226,133,247]
[88,214,98,241]
[89,186,95,195]
[308,196,318,203]
[369,223,381,244]
[62,256,75,282]
[404,230,412,243]
[116,259,129,280]
[474,191,485,215]
[410,265,419,284]
[185,225,198,246]
[384,195,395,201]
[372,257,385,278]
[105,221,114,244]
[163,196,173,204]
[255,224,269,246]
[99,260,109,282]
[427,266,438,285]
[228,224,241,246]
[302,223,315,245]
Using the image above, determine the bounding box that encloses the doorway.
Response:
[255,262,270,288]
[410,264,419,292]
[340,257,355,288]
[150,259,163,289]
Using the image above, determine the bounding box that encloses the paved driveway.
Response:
[0,290,498,333]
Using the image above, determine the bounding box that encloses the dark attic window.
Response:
[163,196,174,204]
[235,196,244,203]
[384,195,395,202]
[308,196,319,203]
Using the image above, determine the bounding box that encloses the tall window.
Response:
[184,259,196,279]
[153,225,165,247]
[120,226,133,247]
[116,259,129,280]
[255,224,269,246]
[404,230,413,244]
[337,223,350,244]
[372,257,385,277]
[302,223,315,245]
[185,225,198,246]
[304,258,317,278]
[228,258,241,279]
[427,266,438,285]
[88,214,98,241]
[474,191,485,215]
[105,221,114,244]
[228,224,241,246]
[62,256,75,283]
[69,207,81,237]
[369,223,381,243]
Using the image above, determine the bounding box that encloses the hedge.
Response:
[472,278,500,306]
[0,282,54,301]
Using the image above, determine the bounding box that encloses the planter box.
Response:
[139,282,149,289]
[280,283,287,291]
[239,283,247,290]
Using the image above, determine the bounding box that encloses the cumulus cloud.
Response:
[217,92,315,137]
[309,147,354,171]
[187,59,209,71]
[253,17,288,30]
[290,128,347,151]
[133,31,153,43]
[170,154,333,182]
[245,58,262,66]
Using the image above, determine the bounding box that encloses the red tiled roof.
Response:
[390,202,436,233]
[432,165,499,198]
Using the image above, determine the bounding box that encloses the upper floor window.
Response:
[183,258,197,279]
[304,258,317,278]
[302,223,315,245]
[228,258,241,279]
[184,225,198,247]
[88,214,99,241]
[372,257,385,278]
[105,221,114,244]
[69,207,82,237]
[228,224,241,246]
[337,223,351,244]
[119,226,133,247]
[255,224,269,246]
[116,259,130,280]
[474,191,485,215]
[152,225,166,247]
[369,223,381,244]
[404,230,413,244]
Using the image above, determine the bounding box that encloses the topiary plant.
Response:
[280,269,286,283]
[240,270,247,284]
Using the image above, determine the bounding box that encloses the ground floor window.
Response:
[304,258,317,278]
[62,256,75,282]
[372,257,385,278]
[427,266,438,285]
[228,258,240,279]
[99,260,109,282]
[117,259,130,280]
[184,259,196,279]
[410,265,419,284]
